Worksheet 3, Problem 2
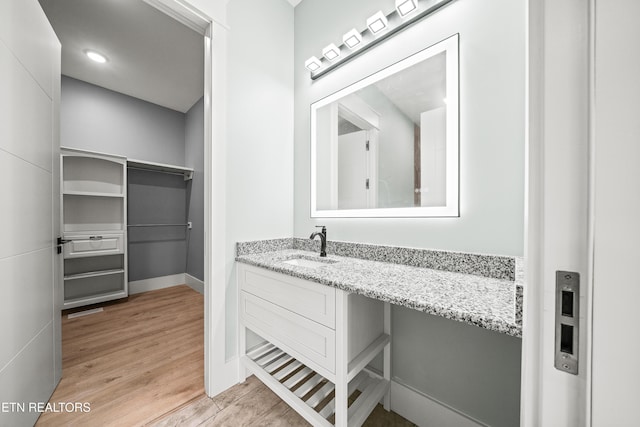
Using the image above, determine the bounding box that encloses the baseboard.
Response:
[184,273,204,294]
[128,274,186,295]
[390,380,488,427]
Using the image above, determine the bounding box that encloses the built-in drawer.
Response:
[238,264,336,329]
[241,291,336,376]
[63,233,124,258]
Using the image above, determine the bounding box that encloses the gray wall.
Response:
[294,0,524,426]
[61,76,185,165]
[185,97,204,281]
[127,169,188,281]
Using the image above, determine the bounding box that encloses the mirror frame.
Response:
[310,34,459,218]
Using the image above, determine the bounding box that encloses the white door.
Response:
[338,130,370,209]
[590,0,640,424]
[0,0,61,426]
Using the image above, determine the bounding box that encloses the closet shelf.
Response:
[64,269,125,281]
[127,159,194,180]
[127,223,189,227]
[63,290,128,309]
[63,191,124,198]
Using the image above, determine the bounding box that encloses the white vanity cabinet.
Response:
[238,263,391,427]
[60,148,128,308]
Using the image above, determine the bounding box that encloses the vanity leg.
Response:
[383,302,391,411]
[238,278,248,383]
[335,290,349,427]
[238,323,248,382]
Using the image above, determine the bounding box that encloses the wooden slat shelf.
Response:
[243,343,390,427]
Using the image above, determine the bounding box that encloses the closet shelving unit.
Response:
[60,147,128,309]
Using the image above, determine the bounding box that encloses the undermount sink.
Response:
[282,257,337,269]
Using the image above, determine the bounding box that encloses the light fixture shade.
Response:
[395,0,418,17]
[304,56,322,72]
[322,43,341,61]
[342,29,363,49]
[366,11,388,34]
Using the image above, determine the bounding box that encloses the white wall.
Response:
[224,0,295,359]
[592,0,640,424]
[294,0,525,426]
[295,0,524,256]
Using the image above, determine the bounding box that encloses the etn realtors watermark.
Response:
[1,402,91,413]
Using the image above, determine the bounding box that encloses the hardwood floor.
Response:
[37,285,204,427]
[149,376,416,427]
[37,285,414,426]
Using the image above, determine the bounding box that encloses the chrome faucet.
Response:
[310,226,327,257]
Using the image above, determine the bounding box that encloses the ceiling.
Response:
[374,52,447,124]
[39,0,204,113]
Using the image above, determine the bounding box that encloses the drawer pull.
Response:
[89,236,103,240]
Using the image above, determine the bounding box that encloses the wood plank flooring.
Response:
[37,285,204,427]
[149,375,416,427]
[36,284,414,426]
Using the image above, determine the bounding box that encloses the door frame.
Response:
[140,0,234,396]
[522,0,593,425]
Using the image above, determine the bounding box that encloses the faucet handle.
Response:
[315,225,326,233]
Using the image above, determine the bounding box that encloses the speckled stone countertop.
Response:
[236,246,522,338]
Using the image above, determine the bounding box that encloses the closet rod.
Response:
[127,223,189,227]
[126,166,188,177]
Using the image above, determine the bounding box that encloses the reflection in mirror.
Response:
[311,34,459,218]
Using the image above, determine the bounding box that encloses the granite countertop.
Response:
[236,249,521,337]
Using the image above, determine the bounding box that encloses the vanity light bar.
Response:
[305,0,456,80]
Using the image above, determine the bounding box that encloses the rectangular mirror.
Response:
[311,34,459,218]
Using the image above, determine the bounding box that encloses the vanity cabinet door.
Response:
[240,291,336,377]
[239,264,336,328]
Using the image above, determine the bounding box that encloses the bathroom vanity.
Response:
[238,262,390,426]
[236,239,522,426]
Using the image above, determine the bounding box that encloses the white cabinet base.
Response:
[238,263,391,426]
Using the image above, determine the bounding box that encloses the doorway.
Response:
[37,0,212,423]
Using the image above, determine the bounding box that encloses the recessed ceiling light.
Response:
[85,50,107,64]
[366,11,388,34]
